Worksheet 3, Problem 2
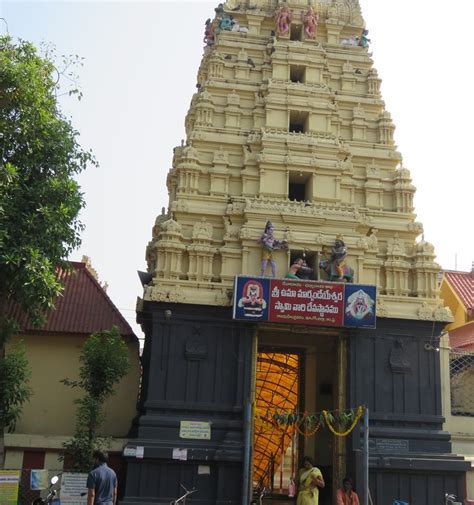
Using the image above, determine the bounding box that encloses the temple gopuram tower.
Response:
[123,1,469,504]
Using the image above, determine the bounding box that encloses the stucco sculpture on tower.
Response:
[259,221,288,277]
[341,35,358,46]
[274,4,292,37]
[301,7,319,40]
[286,258,313,280]
[204,18,215,46]
[216,13,233,33]
[359,29,371,48]
[320,238,354,283]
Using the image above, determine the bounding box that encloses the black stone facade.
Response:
[122,303,468,505]
[348,319,468,504]
[122,303,253,505]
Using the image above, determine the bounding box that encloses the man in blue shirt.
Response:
[87,450,117,505]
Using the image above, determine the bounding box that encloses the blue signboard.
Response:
[343,284,377,328]
[233,276,271,321]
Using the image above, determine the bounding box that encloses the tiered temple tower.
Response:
[123,1,468,504]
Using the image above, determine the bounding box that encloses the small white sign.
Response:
[172,448,188,461]
[123,447,137,457]
[60,473,88,505]
[179,421,211,440]
[136,446,145,459]
[198,465,210,475]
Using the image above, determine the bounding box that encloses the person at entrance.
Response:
[336,476,360,505]
[296,456,325,505]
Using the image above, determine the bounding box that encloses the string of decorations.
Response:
[323,405,364,436]
[253,404,365,438]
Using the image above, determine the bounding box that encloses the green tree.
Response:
[0,342,31,432]
[62,327,130,471]
[0,35,95,467]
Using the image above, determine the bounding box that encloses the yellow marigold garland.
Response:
[323,406,364,437]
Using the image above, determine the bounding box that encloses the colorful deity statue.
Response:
[204,18,215,46]
[259,221,288,277]
[286,258,313,280]
[301,7,319,39]
[274,4,293,37]
[216,13,233,33]
[319,238,354,283]
[359,29,371,48]
[341,35,358,46]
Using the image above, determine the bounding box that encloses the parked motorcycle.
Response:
[31,475,59,505]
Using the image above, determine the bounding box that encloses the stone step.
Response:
[262,496,296,505]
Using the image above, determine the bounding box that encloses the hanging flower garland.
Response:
[254,407,273,431]
[253,405,365,438]
[323,405,364,437]
[254,405,285,434]
[295,416,322,438]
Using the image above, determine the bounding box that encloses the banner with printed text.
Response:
[0,470,20,505]
[60,472,88,505]
[233,276,376,328]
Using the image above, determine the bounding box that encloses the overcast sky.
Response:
[2,0,473,340]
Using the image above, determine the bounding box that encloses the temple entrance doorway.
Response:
[253,330,345,505]
[253,350,300,496]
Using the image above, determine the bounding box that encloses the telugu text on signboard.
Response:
[233,276,376,328]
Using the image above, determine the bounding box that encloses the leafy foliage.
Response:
[0,342,32,432]
[62,327,130,471]
[0,35,95,335]
[0,35,94,467]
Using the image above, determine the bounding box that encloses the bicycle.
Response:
[445,493,458,505]
[250,485,267,505]
[258,486,267,505]
[170,484,197,505]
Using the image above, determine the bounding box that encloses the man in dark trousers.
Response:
[87,450,117,505]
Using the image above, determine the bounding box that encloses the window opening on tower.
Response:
[290,24,302,41]
[290,65,306,83]
[289,111,308,134]
[288,171,310,201]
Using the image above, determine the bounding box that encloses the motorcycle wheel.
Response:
[32,498,45,505]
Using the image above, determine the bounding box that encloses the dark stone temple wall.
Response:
[348,319,468,504]
[123,306,468,505]
[122,302,253,505]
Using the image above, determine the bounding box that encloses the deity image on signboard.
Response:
[345,288,375,320]
[237,280,267,318]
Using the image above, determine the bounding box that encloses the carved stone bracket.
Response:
[184,341,208,361]
[389,340,412,374]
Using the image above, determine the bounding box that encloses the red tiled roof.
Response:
[444,267,474,314]
[8,262,136,339]
[450,322,474,351]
